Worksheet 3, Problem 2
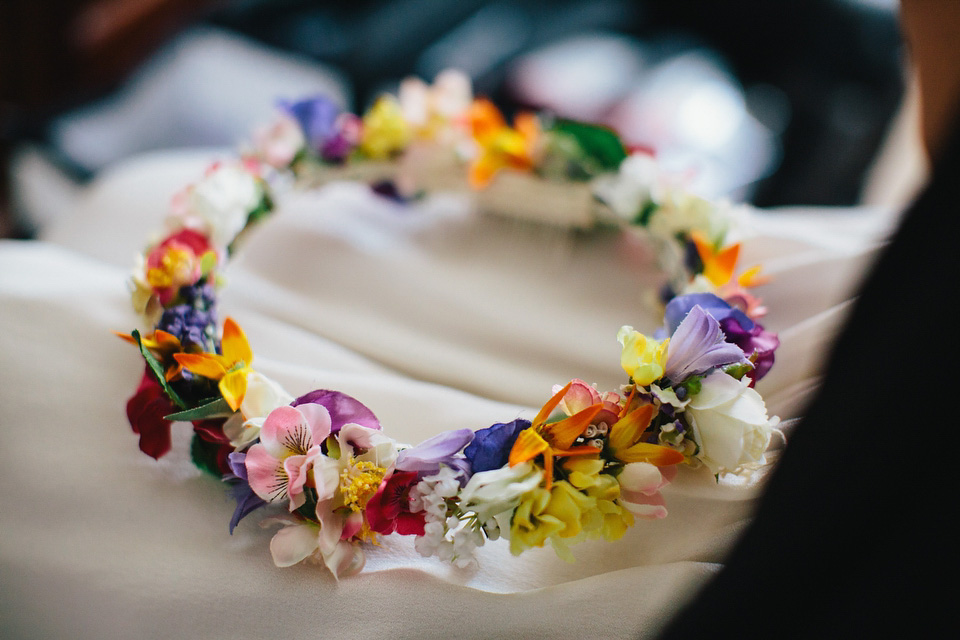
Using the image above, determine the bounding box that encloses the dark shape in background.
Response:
[1,0,905,239]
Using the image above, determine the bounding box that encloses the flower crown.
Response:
[119,70,781,577]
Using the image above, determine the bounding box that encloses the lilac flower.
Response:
[463,419,530,473]
[395,428,474,479]
[291,389,380,434]
[665,305,748,383]
[225,451,266,533]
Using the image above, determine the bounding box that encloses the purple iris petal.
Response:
[395,428,474,479]
[291,390,380,433]
[225,452,266,533]
[463,419,530,473]
[665,293,754,335]
[719,316,780,382]
[665,305,748,383]
[282,96,341,154]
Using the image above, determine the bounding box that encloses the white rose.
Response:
[685,370,774,474]
[185,164,262,248]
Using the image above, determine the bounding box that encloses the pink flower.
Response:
[144,229,216,305]
[552,378,622,426]
[244,404,333,511]
[617,462,677,519]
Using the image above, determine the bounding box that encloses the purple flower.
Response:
[665,305,748,383]
[395,428,474,478]
[226,451,267,533]
[463,419,530,473]
[282,97,357,162]
[719,315,779,382]
[291,389,381,434]
[665,293,755,335]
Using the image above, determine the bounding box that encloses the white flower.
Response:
[223,372,293,448]
[458,462,543,525]
[173,163,263,248]
[252,112,305,168]
[592,152,663,219]
[685,370,775,474]
[617,462,669,519]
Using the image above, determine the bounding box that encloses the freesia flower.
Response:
[458,461,543,525]
[174,317,254,411]
[617,326,668,385]
[508,382,604,490]
[466,98,539,187]
[664,305,748,383]
[685,370,775,474]
[359,95,411,159]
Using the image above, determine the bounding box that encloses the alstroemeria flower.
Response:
[685,370,775,474]
[664,305,748,383]
[467,98,539,187]
[143,229,217,305]
[690,230,740,287]
[508,382,604,490]
[244,403,333,509]
[607,401,685,467]
[617,326,668,385]
[174,317,254,411]
[552,378,622,427]
[359,95,412,159]
[394,428,474,478]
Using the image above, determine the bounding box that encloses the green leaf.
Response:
[132,330,186,409]
[633,200,659,227]
[164,397,235,422]
[549,119,627,172]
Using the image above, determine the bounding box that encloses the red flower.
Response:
[126,367,176,459]
[366,471,425,536]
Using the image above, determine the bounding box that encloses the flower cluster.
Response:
[118,70,781,578]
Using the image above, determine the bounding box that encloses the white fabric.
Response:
[1,149,897,639]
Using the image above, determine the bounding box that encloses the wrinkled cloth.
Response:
[1,149,895,639]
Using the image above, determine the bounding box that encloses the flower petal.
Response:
[221,317,253,366]
[269,523,319,568]
[174,353,226,380]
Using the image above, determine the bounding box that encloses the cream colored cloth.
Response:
[1,150,895,639]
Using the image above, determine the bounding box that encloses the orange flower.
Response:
[607,401,684,466]
[508,382,604,490]
[173,317,253,411]
[466,98,539,188]
[116,329,185,381]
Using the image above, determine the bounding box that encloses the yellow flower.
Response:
[466,98,539,188]
[359,96,412,159]
[509,481,595,556]
[617,326,668,385]
[174,317,254,411]
[608,402,686,466]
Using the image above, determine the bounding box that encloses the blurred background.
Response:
[0,0,914,239]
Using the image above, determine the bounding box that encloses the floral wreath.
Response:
[119,70,781,577]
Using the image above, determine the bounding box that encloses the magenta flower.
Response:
[365,470,426,536]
